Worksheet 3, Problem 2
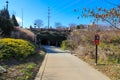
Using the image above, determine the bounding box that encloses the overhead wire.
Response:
[46,0,97,27]
[53,0,85,26]
[43,1,78,24]
[47,0,82,27]
[104,0,119,7]
[51,0,81,18]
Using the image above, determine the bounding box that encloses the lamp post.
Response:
[6,1,9,10]
[34,23,37,44]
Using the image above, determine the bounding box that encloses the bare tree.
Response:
[82,5,120,29]
[55,22,63,30]
[69,23,76,30]
[55,22,62,27]
[55,22,68,31]
[34,19,43,28]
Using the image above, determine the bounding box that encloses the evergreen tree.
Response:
[0,8,13,36]
[0,8,10,19]
[0,18,13,36]
[12,14,19,26]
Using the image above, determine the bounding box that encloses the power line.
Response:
[52,0,81,16]
[104,0,119,7]
[38,1,81,27]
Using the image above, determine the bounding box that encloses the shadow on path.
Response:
[43,46,67,54]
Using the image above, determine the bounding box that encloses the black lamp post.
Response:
[34,23,37,44]
[6,1,9,10]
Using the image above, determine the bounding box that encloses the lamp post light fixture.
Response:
[6,1,9,10]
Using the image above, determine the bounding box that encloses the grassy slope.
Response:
[68,29,120,80]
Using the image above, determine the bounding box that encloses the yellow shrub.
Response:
[0,38,35,60]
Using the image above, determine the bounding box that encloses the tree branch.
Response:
[102,18,120,29]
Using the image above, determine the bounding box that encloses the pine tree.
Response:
[0,8,13,36]
[0,8,10,19]
[0,18,13,36]
[12,14,19,26]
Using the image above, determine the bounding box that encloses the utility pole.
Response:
[21,8,23,28]
[6,1,9,10]
[48,7,50,29]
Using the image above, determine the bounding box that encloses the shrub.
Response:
[99,42,120,64]
[100,30,120,44]
[0,38,35,60]
[61,40,76,50]
[61,40,67,50]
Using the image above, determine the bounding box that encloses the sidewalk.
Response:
[35,53,110,80]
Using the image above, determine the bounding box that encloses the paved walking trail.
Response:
[35,46,110,80]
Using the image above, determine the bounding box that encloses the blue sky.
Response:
[0,0,119,28]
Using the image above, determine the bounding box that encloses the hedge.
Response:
[0,38,35,60]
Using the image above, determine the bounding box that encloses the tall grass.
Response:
[11,27,35,42]
[67,26,120,64]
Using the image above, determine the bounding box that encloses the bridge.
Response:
[31,28,70,46]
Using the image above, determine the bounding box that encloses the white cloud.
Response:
[16,16,22,25]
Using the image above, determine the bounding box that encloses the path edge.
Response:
[35,54,48,80]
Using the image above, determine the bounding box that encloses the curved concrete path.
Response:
[35,46,110,80]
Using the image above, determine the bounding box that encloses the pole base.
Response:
[94,63,97,66]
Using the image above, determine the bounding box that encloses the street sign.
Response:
[94,40,99,45]
[94,34,100,45]
[94,34,100,65]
